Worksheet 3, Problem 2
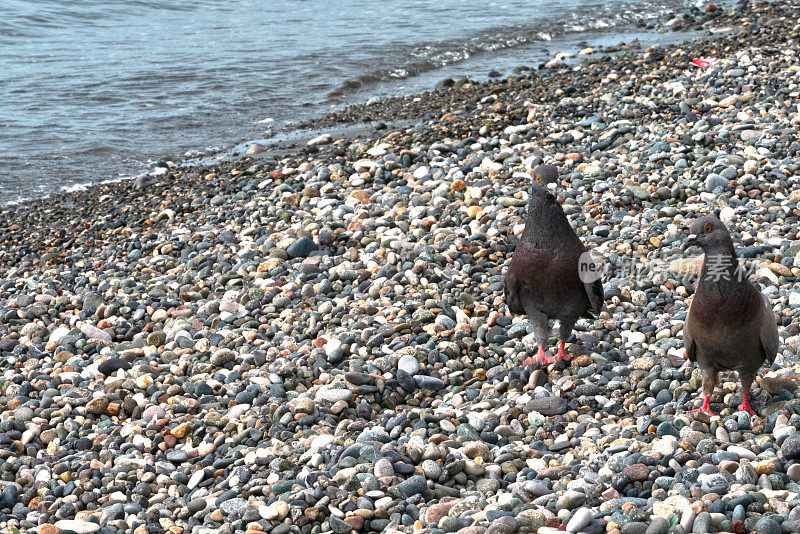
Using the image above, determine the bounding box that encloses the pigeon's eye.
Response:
[704,224,713,233]
[536,176,541,182]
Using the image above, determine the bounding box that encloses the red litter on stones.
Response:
[691,57,720,67]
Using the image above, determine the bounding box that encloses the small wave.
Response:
[73,145,127,157]
[3,171,145,208]
[327,0,693,98]
[3,0,225,34]
[62,182,91,193]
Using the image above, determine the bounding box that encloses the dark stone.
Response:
[753,517,781,534]
[414,375,445,390]
[97,357,132,376]
[397,370,416,391]
[435,78,455,90]
[394,475,426,497]
[0,338,18,352]
[330,516,352,534]
[524,396,568,416]
[286,237,317,259]
[0,485,18,510]
[74,437,92,451]
[645,517,670,534]
[621,523,648,534]
[487,516,518,534]
[782,433,800,459]
[187,498,207,514]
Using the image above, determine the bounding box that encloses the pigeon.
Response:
[682,214,779,416]
[503,164,604,365]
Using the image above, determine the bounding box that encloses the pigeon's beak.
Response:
[547,182,557,192]
[683,234,699,251]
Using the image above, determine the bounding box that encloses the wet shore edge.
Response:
[4,0,730,210]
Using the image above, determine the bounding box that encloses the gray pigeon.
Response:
[503,164,604,365]
[683,214,779,416]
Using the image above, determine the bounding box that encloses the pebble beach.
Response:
[4,1,800,534]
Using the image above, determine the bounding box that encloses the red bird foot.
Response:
[737,392,757,417]
[687,395,716,416]
[523,345,553,366]
[555,340,573,362]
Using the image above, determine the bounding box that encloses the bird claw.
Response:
[737,403,757,417]
[523,347,553,367]
[686,395,715,417]
[523,354,553,366]
[555,350,574,362]
[737,391,758,417]
[554,340,573,362]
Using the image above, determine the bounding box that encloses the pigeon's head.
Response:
[530,164,559,194]
[684,214,733,251]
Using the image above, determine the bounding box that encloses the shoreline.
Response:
[2,1,723,209]
[3,2,800,534]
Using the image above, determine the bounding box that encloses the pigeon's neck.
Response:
[697,243,746,291]
[524,192,573,243]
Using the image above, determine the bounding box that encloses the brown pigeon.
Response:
[503,164,604,366]
[683,214,779,416]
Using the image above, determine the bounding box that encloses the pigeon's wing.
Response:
[684,302,697,363]
[759,293,779,364]
[577,249,603,317]
[582,279,603,317]
[503,263,524,315]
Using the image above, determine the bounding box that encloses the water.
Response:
[1,0,699,205]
